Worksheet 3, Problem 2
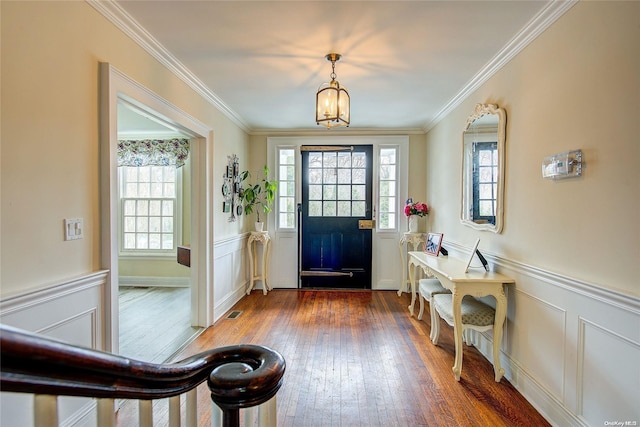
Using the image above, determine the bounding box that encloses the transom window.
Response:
[307,151,366,217]
[119,165,177,252]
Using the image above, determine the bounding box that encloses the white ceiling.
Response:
[110,0,566,133]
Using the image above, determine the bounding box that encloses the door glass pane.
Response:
[352,185,366,200]
[323,185,336,200]
[323,201,336,216]
[323,152,337,168]
[309,201,322,216]
[309,185,322,200]
[337,201,351,216]
[352,201,366,217]
[323,169,337,184]
[337,152,351,167]
[337,169,351,183]
[352,169,365,184]
[337,185,351,199]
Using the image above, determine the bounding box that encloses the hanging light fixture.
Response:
[316,53,350,128]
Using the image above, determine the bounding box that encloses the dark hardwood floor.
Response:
[116,290,549,426]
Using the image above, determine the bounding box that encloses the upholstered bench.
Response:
[417,278,451,341]
[431,293,496,346]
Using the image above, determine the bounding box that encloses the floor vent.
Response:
[226,310,243,319]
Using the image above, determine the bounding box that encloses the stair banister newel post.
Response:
[0,325,286,427]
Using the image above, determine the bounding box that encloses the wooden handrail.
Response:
[0,325,285,425]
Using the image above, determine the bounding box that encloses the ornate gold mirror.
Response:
[461,103,506,233]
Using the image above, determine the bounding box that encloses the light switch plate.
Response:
[64,218,83,241]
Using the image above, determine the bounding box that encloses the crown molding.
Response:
[249,127,426,137]
[423,0,578,133]
[87,0,251,133]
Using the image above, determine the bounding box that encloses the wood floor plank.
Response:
[116,290,550,426]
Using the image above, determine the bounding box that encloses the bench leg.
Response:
[430,304,441,345]
[418,293,425,320]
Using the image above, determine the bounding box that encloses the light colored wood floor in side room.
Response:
[119,286,202,363]
[116,289,549,427]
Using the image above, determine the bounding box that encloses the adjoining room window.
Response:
[120,165,178,252]
[378,147,398,230]
[117,138,189,254]
[278,148,296,229]
[472,141,498,223]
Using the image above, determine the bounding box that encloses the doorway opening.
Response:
[101,63,214,355]
[116,100,201,362]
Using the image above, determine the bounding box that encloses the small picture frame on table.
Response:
[425,232,443,256]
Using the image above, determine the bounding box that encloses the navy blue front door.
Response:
[300,145,373,288]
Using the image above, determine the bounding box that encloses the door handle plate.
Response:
[358,220,374,229]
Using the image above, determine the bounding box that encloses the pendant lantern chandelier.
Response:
[316,53,350,128]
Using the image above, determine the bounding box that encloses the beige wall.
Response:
[0,2,249,296]
[426,1,639,296]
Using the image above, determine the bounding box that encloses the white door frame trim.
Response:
[267,136,409,289]
[99,63,214,353]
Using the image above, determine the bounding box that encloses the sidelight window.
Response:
[378,147,398,230]
[278,148,296,229]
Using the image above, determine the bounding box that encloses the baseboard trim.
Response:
[118,276,189,288]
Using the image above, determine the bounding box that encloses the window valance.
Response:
[118,138,190,168]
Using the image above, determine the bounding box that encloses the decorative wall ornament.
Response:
[223,154,243,222]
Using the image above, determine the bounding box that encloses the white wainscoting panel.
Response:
[0,271,109,427]
[373,233,402,290]
[270,231,298,288]
[442,240,640,427]
[213,234,248,321]
[510,288,566,401]
[578,317,640,425]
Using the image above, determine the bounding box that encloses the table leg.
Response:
[247,241,255,295]
[408,260,417,316]
[451,291,464,381]
[492,290,507,382]
[398,240,407,296]
[260,241,268,295]
[264,240,272,292]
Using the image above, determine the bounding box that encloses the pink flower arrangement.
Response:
[404,201,429,217]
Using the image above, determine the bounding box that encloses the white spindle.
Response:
[169,395,181,427]
[259,397,277,427]
[97,398,115,427]
[211,402,223,427]
[34,395,58,427]
[139,400,153,427]
[186,389,197,427]
[244,406,257,427]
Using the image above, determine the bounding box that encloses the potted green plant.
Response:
[240,165,277,231]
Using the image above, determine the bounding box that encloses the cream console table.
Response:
[408,251,515,382]
[247,231,272,295]
[397,232,425,296]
